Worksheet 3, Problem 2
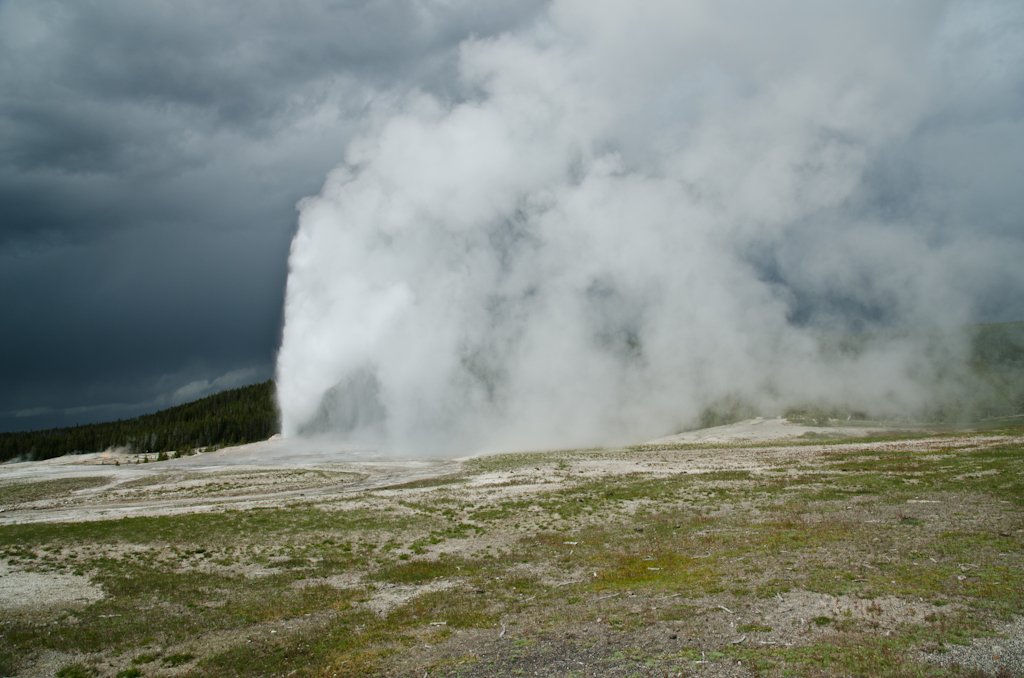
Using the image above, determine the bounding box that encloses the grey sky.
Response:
[0,0,546,431]
[2,0,1023,437]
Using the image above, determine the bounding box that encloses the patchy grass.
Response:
[0,476,110,505]
[162,652,194,667]
[372,558,466,584]
[1,434,1022,677]
[55,666,98,678]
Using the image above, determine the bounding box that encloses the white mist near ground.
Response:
[277,0,1024,453]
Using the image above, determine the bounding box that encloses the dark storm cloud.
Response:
[0,0,548,431]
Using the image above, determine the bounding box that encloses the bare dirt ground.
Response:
[644,416,885,446]
[1,419,1022,677]
[0,435,459,526]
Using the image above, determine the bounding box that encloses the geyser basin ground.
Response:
[1,420,1022,677]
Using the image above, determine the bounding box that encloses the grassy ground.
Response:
[1,427,1022,677]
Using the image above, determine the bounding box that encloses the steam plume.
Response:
[277,0,1024,452]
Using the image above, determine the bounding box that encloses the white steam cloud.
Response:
[277,0,1024,452]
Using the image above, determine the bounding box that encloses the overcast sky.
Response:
[0,0,545,432]
[2,0,1024,435]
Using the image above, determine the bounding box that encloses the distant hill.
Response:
[0,380,278,463]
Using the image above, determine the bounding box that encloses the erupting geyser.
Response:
[276,0,1024,453]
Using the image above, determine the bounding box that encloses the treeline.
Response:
[0,380,279,463]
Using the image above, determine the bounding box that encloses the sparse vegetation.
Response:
[55,666,98,678]
[1,426,1022,677]
[162,652,194,667]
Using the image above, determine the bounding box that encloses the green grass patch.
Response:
[0,476,110,504]
[738,623,773,633]
[55,666,98,678]
[162,652,195,667]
